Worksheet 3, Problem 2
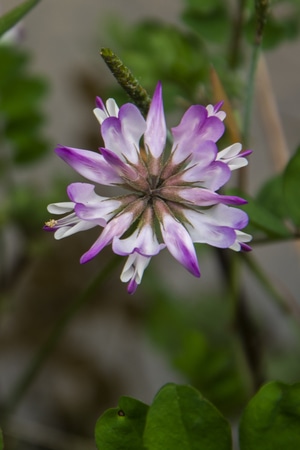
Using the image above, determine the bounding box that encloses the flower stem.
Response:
[100,48,151,117]
[242,253,300,322]
[228,0,247,69]
[3,255,120,414]
[242,0,270,146]
[217,249,264,392]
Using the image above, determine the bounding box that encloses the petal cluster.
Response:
[45,82,251,293]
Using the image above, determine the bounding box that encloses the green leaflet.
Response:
[239,381,300,450]
[0,0,41,37]
[95,396,149,450]
[144,383,231,450]
[228,189,291,238]
[144,383,232,450]
[95,384,232,450]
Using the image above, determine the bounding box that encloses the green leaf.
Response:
[239,381,300,450]
[0,0,41,37]
[143,383,232,450]
[228,189,291,238]
[283,145,300,227]
[95,396,149,450]
[256,174,286,220]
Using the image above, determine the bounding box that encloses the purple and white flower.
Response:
[45,82,251,293]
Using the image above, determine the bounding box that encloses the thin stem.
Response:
[217,249,264,392]
[3,254,120,414]
[242,43,261,147]
[242,253,300,322]
[228,0,247,69]
[242,0,270,146]
[252,233,300,246]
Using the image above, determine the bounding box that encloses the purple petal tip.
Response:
[127,279,138,294]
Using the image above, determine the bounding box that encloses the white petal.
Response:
[217,143,242,159]
[120,253,150,284]
[106,98,119,117]
[113,224,165,256]
[47,202,74,214]
[93,108,107,125]
[229,230,252,251]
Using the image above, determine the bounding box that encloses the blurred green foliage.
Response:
[142,263,300,417]
[105,0,300,113]
[0,40,54,239]
[0,44,48,166]
[143,279,252,415]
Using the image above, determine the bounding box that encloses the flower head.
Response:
[45,82,251,293]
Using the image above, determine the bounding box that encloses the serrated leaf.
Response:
[95,396,149,450]
[0,0,41,37]
[144,383,232,450]
[239,381,300,450]
[283,145,300,227]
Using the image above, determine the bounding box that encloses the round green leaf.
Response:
[95,396,149,450]
[239,381,300,450]
[283,146,300,227]
[143,383,232,450]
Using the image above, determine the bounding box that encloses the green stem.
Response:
[242,253,300,321]
[228,0,247,69]
[242,0,270,146]
[242,43,261,147]
[217,250,264,391]
[4,255,120,413]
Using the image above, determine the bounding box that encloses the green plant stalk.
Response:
[216,249,264,391]
[242,0,270,146]
[242,253,300,321]
[0,0,41,38]
[100,48,151,117]
[242,43,261,147]
[228,0,247,69]
[4,254,120,413]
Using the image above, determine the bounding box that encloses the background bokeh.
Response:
[1,1,300,449]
